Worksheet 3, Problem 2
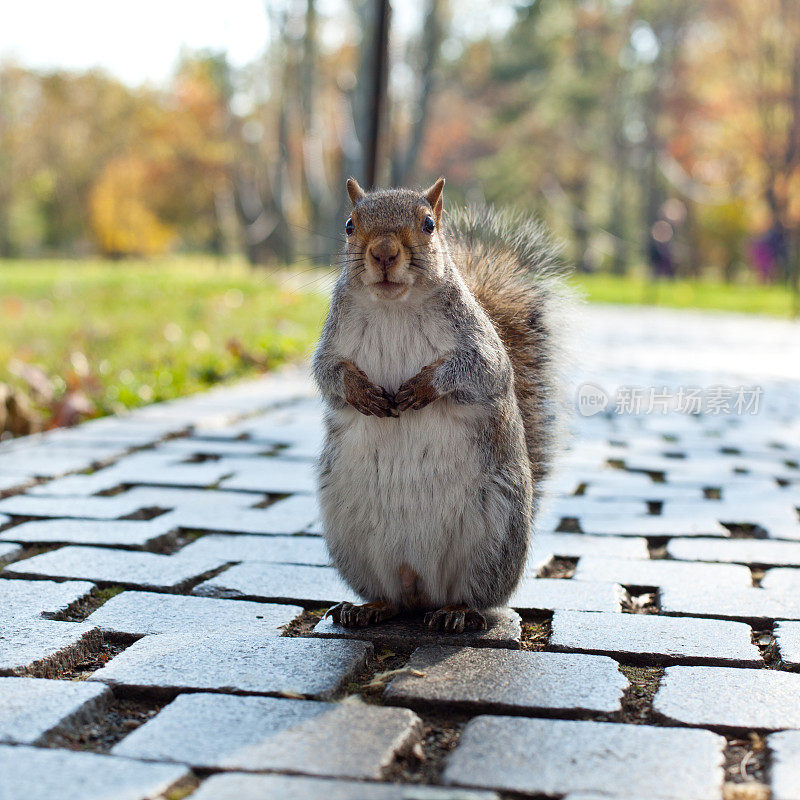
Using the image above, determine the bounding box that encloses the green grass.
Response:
[570,271,798,317]
[0,256,330,423]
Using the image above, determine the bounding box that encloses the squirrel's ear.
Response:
[346,178,365,206]
[424,177,445,222]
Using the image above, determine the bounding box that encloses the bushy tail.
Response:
[447,205,574,489]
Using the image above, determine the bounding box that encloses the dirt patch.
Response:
[42,694,167,753]
[751,626,782,668]
[617,665,663,724]
[620,587,660,614]
[723,733,770,799]
[520,612,552,651]
[537,557,577,579]
[250,493,291,509]
[384,710,469,784]
[555,517,581,533]
[158,775,201,800]
[46,585,126,622]
[280,607,328,637]
[119,506,170,521]
[646,537,669,558]
[58,634,139,680]
[339,645,413,704]
[724,523,768,540]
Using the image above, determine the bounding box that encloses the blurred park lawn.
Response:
[1,257,794,424]
[0,257,330,419]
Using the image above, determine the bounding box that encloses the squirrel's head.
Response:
[341,177,447,302]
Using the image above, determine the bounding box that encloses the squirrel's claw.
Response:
[395,365,440,412]
[326,600,399,628]
[425,605,487,634]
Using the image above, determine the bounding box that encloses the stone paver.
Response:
[113,693,422,778]
[166,493,320,535]
[442,716,725,798]
[0,542,21,564]
[528,532,649,567]
[577,514,730,537]
[769,730,800,800]
[194,561,360,604]
[0,518,177,547]
[180,533,330,566]
[190,774,499,800]
[1,578,95,620]
[510,577,625,612]
[84,590,302,636]
[0,677,110,744]
[0,621,101,677]
[89,631,372,698]
[660,585,800,621]
[384,646,627,714]
[653,666,800,729]
[775,621,800,668]
[549,610,763,665]
[762,567,800,592]
[220,458,316,493]
[313,607,522,649]
[573,555,753,589]
[667,536,800,566]
[3,545,224,589]
[0,744,189,800]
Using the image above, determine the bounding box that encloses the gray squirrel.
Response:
[313,177,569,632]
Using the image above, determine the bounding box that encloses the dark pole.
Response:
[364,0,391,189]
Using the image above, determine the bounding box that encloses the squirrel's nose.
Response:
[369,240,399,270]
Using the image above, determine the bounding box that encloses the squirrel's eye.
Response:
[422,215,435,234]
[345,218,354,236]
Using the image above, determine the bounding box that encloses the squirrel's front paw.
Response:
[395,362,441,412]
[342,361,397,417]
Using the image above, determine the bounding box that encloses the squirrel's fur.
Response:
[313,179,570,621]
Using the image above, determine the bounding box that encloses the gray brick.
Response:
[667,537,800,566]
[573,556,753,589]
[385,646,627,714]
[762,567,800,592]
[220,459,315,493]
[180,533,329,566]
[313,607,521,650]
[528,533,649,567]
[90,632,371,698]
[0,677,110,744]
[549,610,762,666]
[775,621,800,668]
[578,515,730,537]
[194,561,360,604]
[166,493,319,535]
[0,743,188,800]
[510,577,625,612]
[654,666,800,729]
[1,578,95,621]
[442,716,725,799]
[769,730,800,800]
[0,621,101,677]
[190,774,498,800]
[4,545,223,590]
[0,518,176,548]
[0,493,148,519]
[113,693,421,778]
[0,542,21,564]
[85,590,301,636]
[0,475,33,492]
[661,585,800,621]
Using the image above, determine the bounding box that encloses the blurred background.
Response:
[1,0,798,435]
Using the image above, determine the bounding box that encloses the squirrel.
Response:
[313,177,569,633]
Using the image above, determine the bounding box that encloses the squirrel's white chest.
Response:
[339,304,454,392]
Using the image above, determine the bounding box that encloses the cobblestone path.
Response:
[1,306,799,800]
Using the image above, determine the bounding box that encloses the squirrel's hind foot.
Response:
[325,600,399,628]
[425,605,487,634]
